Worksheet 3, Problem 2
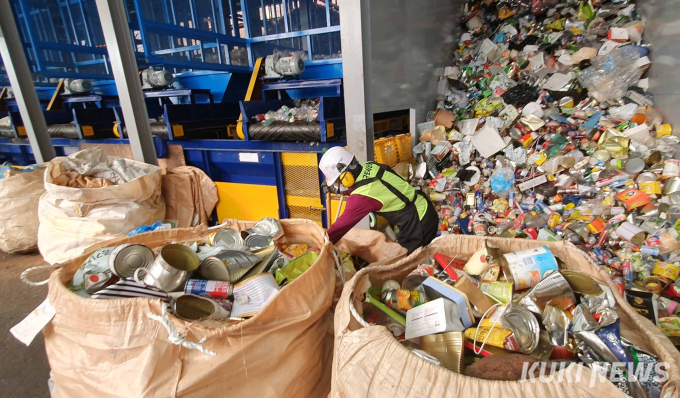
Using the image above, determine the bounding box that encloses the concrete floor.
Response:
[0,250,51,398]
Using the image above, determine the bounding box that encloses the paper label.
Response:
[405,299,448,339]
[10,299,56,346]
[231,273,280,318]
[238,153,260,163]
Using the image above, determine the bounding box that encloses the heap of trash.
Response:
[404,0,680,347]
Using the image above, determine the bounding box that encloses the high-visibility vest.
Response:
[351,162,428,220]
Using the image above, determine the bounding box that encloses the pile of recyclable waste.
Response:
[365,0,680,392]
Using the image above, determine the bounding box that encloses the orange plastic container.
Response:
[374,137,398,167]
[395,133,413,162]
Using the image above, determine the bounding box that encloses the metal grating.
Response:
[310,31,340,60]
[280,152,323,226]
[10,0,110,78]
[250,39,305,60]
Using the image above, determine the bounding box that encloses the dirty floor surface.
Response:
[0,250,51,398]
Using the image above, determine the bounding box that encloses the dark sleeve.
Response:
[327,194,383,243]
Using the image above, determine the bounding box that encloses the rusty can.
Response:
[381,289,427,312]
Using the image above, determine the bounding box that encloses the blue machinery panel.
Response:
[0,0,345,226]
[7,0,342,79]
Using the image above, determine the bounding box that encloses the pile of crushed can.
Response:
[408,0,680,345]
[363,243,665,398]
[364,244,667,396]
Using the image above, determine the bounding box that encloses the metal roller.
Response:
[248,121,322,141]
[48,124,80,139]
[120,121,169,139]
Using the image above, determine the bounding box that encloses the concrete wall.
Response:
[636,0,680,132]
[368,0,465,130]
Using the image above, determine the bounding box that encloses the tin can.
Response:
[518,133,534,148]
[663,159,680,178]
[173,294,231,321]
[473,221,486,235]
[616,222,647,246]
[402,264,435,290]
[652,262,679,282]
[108,243,155,279]
[208,228,246,250]
[381,289,427,312]
[185,279,233,298]
[621,260,633,282]
[501,246,559,290]
[420,332,465,373]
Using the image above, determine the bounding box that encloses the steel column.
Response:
[95,0,157,165]
[0,0,55,163]
[339,0,373,162]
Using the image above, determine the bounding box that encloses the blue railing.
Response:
[7,0,342,80]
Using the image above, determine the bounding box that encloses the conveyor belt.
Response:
[48,124,80,139]
[120,121,170,139]
[0,124,81,138]
[248,121,321,141]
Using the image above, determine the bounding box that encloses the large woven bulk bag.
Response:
[43,218,334,398]
[38,148,165,264]
[0,165,45,253]
[332,235,680,398]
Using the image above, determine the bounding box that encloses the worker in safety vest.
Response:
[319,147,438,253]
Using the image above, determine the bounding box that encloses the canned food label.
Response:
[652,262,679,282]
[663,160,680,178]
[639,181,661,195]
[503,246,558,290]
[186,279,232,298]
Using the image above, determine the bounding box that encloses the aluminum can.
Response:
[621,260,634,282]
[185,279,233,298]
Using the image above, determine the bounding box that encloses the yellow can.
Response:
[639,181,662,195]
[464,319,512,350]
[652,262,679,282]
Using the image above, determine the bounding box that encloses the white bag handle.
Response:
[21,265,60,286]
[147,305,216,356]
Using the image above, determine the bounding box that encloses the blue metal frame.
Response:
[9,0,341,80]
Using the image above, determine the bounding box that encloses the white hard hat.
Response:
[319,147,355,185]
